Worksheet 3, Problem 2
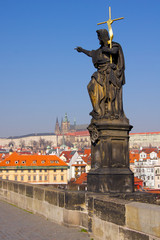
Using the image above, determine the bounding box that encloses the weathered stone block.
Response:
[34,187,44,201]
[8,181,14,191]
[92,216,119,240]
[58,191,65,208]
[25,196,33,211]
[63,209,80,226]
[65,191,85,210]
[26,185,33,198]
[94,198,125,226]
[45,190,57,205]
[18,194,26,209]
[3,181,8,189]
[0,180,3,188]
[10,192,19,206]
[80,212,88,229]
[13,183,19,193]
[119,227,149,240]
[87,196,94,212]
[126,202,160,238]
[19,183,26,195]
[33,198,47,216]
[47,204,63,224]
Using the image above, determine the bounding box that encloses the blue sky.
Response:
[0,0,160,137]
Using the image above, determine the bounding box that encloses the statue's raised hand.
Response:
[75,47,83,52]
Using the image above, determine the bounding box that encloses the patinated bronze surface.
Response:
[76,29,126,121]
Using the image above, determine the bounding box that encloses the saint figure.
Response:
[76,29,125,120]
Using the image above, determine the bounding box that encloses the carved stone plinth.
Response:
[87,119,134,193]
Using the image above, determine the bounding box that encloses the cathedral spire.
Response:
[55,117,60,135]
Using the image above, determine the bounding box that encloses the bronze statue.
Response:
[75,29,126,120]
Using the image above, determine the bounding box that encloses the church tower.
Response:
[55,117,60,135]
[61,113,70,134]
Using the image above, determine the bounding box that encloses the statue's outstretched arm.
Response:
[102,46,118,55]
[75,47,92,57]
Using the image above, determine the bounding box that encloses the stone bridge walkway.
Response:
[0,200,91,240]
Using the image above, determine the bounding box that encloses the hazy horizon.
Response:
[0,0,160,137]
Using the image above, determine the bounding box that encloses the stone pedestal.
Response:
[87,119,134,193]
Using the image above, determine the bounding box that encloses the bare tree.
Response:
[31,140,39,153]
[19,140,25,150]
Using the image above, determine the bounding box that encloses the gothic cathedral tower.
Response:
[55,117,60,134]
[61,113,70,134]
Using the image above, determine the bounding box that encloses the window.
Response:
[33,169,36,173]
[40,169,42,172]
[41,160,45,164]
[34,176,36,181]
[6,176,8,180]
[22,161,26,164]
[15,170,17,173]
[21,170,23,172]
[15,161,19,164]
[28,176,31,181]
[61,169,63,172]
[15,176,17,181]
[50,160,54,163]
[28,170,31,173]
[54,176,56,181]
[6,170,8,173]
[21,176,24,181]
[6,161,10,164]
[45,176,47,181]
[44,169,47,172]
[61,175,64,181]
[54,169,56,172]
[39,176,42,181]
[33,160,37,164]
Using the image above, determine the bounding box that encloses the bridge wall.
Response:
[0,180,160,240]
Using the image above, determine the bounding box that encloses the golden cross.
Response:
[97,7,124,63]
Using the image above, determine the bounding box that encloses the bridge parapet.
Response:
[0,180,160,240]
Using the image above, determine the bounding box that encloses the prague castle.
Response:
[0,113,159,149]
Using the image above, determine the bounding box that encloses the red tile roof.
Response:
[60,151,74,162]
[129,152,139,163]
[72,164,86,167]
[74,173,87,184]
[0,152,68,167]
[140,148,158,154]
[84,149,91,156]
[134,177,143,183]
[65,131,89,136]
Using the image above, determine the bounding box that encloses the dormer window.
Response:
[33,160,37,164]
[41,160,45,164]
[15,161,19,164]
[50,160,54,163]
[22,161,26,164]
[6,161,10,164]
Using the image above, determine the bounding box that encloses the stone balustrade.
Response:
[0,180,160,240]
